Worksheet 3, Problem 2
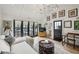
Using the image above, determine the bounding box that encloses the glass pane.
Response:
[15,21,21,37]
[35,22,38,36]
[55,21,61,29]
[29,22,33,36]
[55,22,58,29]
[58,22,61,29]
[23,21,28,36]
[59,22,61,26]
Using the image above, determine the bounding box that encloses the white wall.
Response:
[46,4,79,39]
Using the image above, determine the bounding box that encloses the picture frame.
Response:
[68,8,78,18]
[47,16,50,21]
[3,20,12,28]
[52,12,57,19]
[64,20,72,28]
[74,20,79,30]
[2,20,12,32]
[58,10,65,17]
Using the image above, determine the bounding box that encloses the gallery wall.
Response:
[46,5,79,39]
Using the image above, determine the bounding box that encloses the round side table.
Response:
[39,40,54,54]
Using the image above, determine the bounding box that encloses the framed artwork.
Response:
[74,21,79,30]
[47,16,50,21]
[3,20,12,28]
[68,8,78,18]
[64,20,72,28]
[58,10,65,17]
[52,12,57,19]
[2,20,12,32]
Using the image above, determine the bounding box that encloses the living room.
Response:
[0,4,79,54]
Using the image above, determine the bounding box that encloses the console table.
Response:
[62,32,79,48]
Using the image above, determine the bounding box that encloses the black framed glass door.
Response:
[15,21,21,37]
[29,22,33,37]
[35,22,38,36]
[53,20,62,41]
[23,21,28,36]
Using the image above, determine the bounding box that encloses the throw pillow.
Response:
[4,35,15,46]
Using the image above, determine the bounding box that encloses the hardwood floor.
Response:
[63,44,79,54]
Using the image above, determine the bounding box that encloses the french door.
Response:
[29,22,33,37]
[23,21,28,36]
[14,21,21,37]
[34,22,38,36]
[13,20,38,37]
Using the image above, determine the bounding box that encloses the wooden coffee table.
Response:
[39,40,54,54]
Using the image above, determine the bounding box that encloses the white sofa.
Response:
[0,35,37,54]
[12,41,37,54]
[0,39,10,52]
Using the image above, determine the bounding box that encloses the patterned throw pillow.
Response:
[4,35,15,46]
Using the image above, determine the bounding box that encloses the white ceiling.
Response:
[0,4,49,22]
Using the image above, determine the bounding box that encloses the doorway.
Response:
[53,20,62,41]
